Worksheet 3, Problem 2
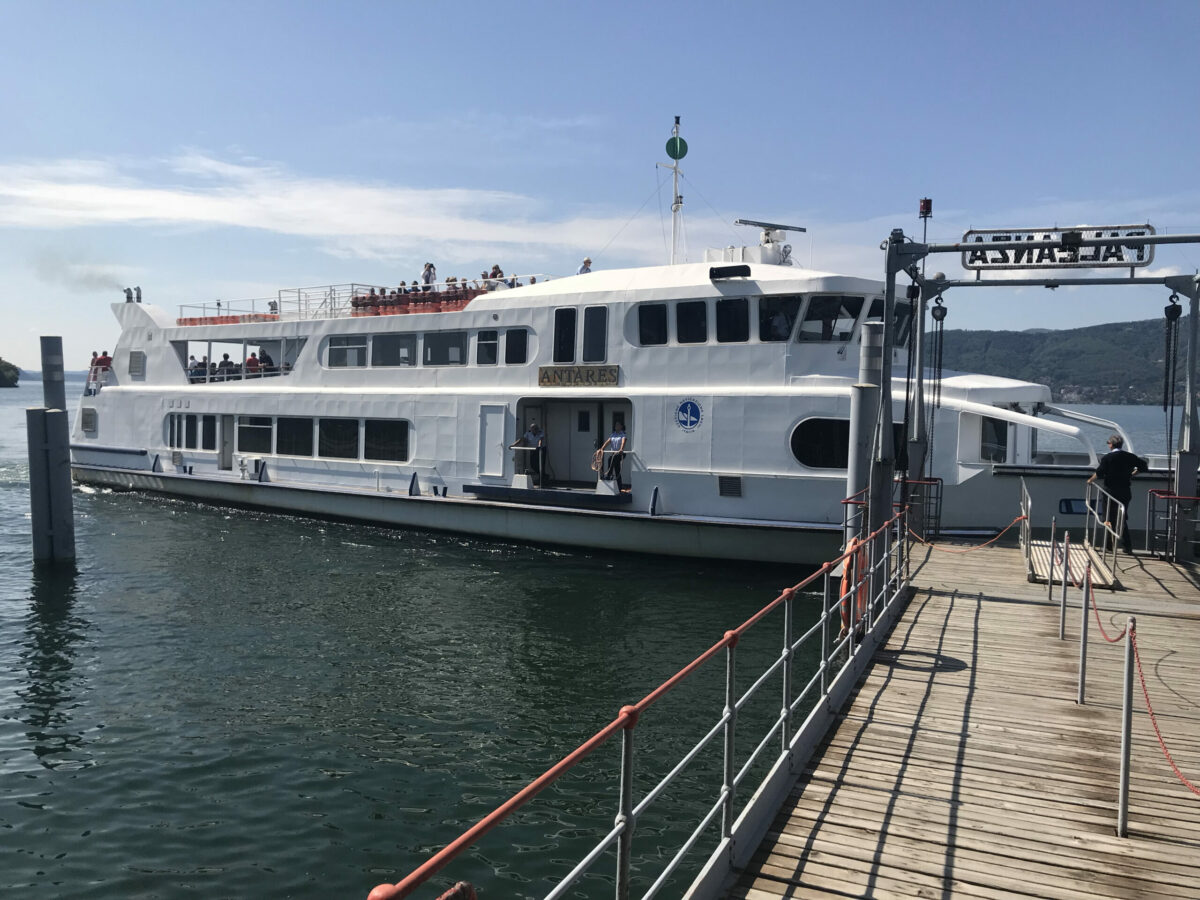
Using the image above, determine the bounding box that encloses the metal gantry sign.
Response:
[962,224,1155,270]
[871,223,1200,562]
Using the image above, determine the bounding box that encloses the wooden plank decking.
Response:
[731,544,1200,899]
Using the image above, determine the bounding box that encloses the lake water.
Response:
[0,380,817,899]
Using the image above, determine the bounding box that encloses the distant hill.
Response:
[935,317,1186,404]
[0,357,18,388]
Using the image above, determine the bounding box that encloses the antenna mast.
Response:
[659,116,688,264]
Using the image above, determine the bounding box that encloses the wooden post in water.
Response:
[27,336,76,564]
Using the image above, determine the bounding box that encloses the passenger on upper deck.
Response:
[489,264,504,286]
[259,349,274,373]
[422,263,437,292]
[577,257,592,275]
[217,353,235,380]
[245,353,261,377]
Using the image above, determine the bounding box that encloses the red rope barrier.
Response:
[1131,630,1200,797]
[907,515,1026,553]
[1087,581,1127,644]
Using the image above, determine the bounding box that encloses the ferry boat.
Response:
[68,221,1167,563]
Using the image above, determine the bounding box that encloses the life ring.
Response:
[840,538,868,633]
[591,449,604,472]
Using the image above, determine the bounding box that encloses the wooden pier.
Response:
[731,544,1200,899]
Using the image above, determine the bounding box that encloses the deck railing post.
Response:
[1048,517,1057,603]
[614,711,637,900]
[1117,617,1136,838]
[781,591,793,753]
[1059,531,1071,640]
[820,572,831,697]
[721,636,738,838]
[1077,564,1091,705]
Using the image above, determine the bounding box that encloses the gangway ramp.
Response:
[1027,538,1118,589]
[731,544,1200,900]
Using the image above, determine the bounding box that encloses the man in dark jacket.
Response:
[1087,434,1148,553]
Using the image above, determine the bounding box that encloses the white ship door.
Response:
[219,415,234,470]
[478,404,506,477]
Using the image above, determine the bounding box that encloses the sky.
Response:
[2,0,1198,370]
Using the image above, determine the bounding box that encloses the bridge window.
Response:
[583,306,608,362]
[759,296,802,342]
[638,303,668,345]
[277,417,314,457]
[865,298,914,348]
[798,296,864,342]
[424,332,468,366]
[477,330,499,365]
[716,298,749,343]
[505,328,528,365]
[318,418,360,459]
[373,333,417,367]
[365,419,410,461]
[328,335,368,367]
[554,308,577,362]
[676,301,707,344]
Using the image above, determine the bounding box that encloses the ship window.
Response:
[798,295,864,342]
[184,414,198,449]
[128,350,147,376]
[981,416,1008,463]
[676,301,707,344]
[791,418,850,468]
[638,303,668,345]
[81,408,97,435]
[277,417,314,457]
[477,330,499,366]
[424,331,468,366]
[167,414,176,447]
[759,296,802,342]
[553,308,577,363]
[365,419,410,461]
[237,415,273,454]
[505,328,528,365]
[865,298,914,348]
[583,306,608,362]
[716,298,749,343]
[328,335,367,367]
[373,333,417,367]
[577,410,590,432]
[201,415,216,451]
[318,418,360,459]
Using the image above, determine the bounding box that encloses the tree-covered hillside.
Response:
[936,317,1188,404]
[0,357,19,388]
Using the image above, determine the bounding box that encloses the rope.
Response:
[1086,579,1127,643]
[907,515,1026,553]
[1131,630,1200,797]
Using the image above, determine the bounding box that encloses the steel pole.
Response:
[846,322,883,547]
[614,716,636,900]
[1117,617,1136,837]
[1059,531,1070,640]
[1077,565,1091,705]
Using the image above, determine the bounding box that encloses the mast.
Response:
[661,116,688,264]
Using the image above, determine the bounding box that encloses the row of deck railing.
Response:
[175,278,551,325]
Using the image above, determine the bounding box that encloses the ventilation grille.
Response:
[81,408,98,434]
[128,350,146,376]
[718,475,743,497]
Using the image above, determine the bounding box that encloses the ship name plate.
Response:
[537,365,620,387]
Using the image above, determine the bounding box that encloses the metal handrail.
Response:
[1083,481,1125,572]
[367,506,912,900]
[1146,488,1200,560]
